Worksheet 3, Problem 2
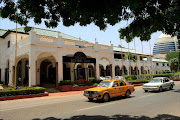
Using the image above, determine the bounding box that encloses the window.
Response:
[163,63,165,66]
[156,63,159,66]
[167,64,169,66]
[165,78,169,82]
[7,41,10,48]
[120,81,126,86]
[113,81,119,87]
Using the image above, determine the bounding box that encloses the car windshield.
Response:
[149,78,162,83]
[98,81,113,88]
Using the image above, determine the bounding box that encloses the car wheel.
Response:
[102,93,110,102]
[88,98,93,101]
[169,85,173,90]
[125,90,131,98]
[144,90,148,92]
[159,86,163,92]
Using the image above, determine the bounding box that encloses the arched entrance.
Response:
[88,64,94,78]
[99,65,105,77]
[76,64,85,80]
[106,65,111,76]
[122,66,127,75]
[115,66,120,76]
[141,66,144,74]
[16,58,29,86]
[40,59,56,87]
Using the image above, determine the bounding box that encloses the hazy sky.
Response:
[0,17,162,54]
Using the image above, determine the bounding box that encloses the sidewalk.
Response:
[48,91,84,97]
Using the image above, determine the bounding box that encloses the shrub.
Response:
[60,80,72,85]
[0,87,46,97]
[93,83,99,86]
[88,77,95,81]
[93,79,102,83]
[127,80,149,84]
[72,84,79,87]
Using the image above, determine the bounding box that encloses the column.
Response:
[29,52,36,87]
[57,54,63,83]
[36,60,41,85]
[8,60,13,86]
[95,59,100,80]
[111,63,115,79]
[70,63,75,82]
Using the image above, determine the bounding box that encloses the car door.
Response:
[164,78,171,89]
[119,81,128,95]
[111,81,121,97]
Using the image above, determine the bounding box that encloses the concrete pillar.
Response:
[111,63,115,79]
[1,65,5,82]
[58,55,63,83]
[95,59,100,80]
[29,52,36,87]
[36,60,41,85]
[70,63,75,82]
[8,60,13,86]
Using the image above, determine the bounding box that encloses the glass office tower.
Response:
[153,34,178,55]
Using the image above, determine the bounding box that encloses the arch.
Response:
[134,66,139,75]
[141,66,144,74]
[99,64,105,77]
[40,59,56,87]
[5,60,10,85]
[99,58,110,70]
[106,65,111,76]
[115,65,120,76]
[88,64,94,78]
[16,57,29,86]
[122,66,127,75]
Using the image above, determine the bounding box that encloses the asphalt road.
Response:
[0,81,180,120]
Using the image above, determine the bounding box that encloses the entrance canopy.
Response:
[63,52,96,63]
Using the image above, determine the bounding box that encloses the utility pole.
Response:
[128,43,132,80]
[141,41,145,80]
[14,4,18,87]
[120,39,124,80]
[149,40,153,78]
[134,39,138,80]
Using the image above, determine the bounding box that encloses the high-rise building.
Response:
[153,33,179,56]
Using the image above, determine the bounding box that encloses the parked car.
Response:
[84,79,135,102]
[100,76,111,80]
[142,77,175,92]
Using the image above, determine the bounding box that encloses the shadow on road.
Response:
[173,89,180,93]
[32,114,180,120]
[86,96,135,103]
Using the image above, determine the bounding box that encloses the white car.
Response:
[142,77,175,92]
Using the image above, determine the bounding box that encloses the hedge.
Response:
[126,80,149,84]
[0,87,46,97]
[124,73,180,80]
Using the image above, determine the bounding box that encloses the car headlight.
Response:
[94,91,100,95]
[154,85,159,87]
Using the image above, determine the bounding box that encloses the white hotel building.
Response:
[0,27,170,87]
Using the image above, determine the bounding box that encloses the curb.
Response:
[0,93,49,101]
[134,84,143,87]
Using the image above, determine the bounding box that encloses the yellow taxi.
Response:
[84,80,135,102]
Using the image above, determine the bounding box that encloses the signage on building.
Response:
[63,52,96,63]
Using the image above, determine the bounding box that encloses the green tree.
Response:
[124,52,135,62]
[1,0,180,42]
[169,58,179,72]
[165,51,180,61]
